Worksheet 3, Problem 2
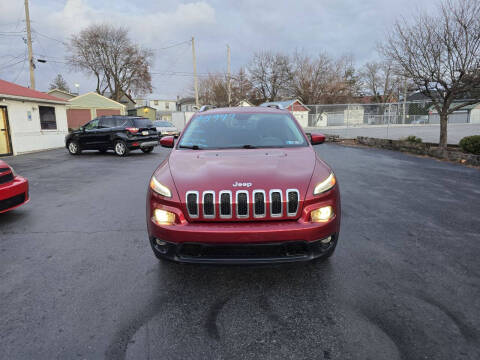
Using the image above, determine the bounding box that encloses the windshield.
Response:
[178,112,307,149]
[154,121,173,127]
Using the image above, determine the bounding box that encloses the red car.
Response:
[146,107,340,263]
[0,160,29,213]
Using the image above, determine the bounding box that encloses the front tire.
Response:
[114,140,129,156]
[67,141,81,155]
[141,147,154,153]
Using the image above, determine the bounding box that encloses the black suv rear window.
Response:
[131,118,154,128]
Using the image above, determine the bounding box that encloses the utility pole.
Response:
[24,0,35,89]
[227,44,231,106]
[191,37,199,107]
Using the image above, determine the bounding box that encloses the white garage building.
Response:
[428,102,480,124]
[0,79,68,156]
[260,99,310,127]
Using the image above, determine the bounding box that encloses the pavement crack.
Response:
[415,292,479,343]
[205,298,229,341]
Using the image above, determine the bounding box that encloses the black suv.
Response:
[66,116,159,156]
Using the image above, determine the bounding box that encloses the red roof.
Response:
[0,79,66,103]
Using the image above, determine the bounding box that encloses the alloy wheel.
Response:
[68,142,78,154]
[115,142,126,156]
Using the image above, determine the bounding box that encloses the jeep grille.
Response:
[185,189,300,220]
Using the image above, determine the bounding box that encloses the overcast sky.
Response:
[0,0,439,99]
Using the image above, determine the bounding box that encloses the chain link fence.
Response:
[306,101,439,127]
[303,101,480,144]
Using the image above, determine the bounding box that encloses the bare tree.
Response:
[197,68,259,107]
[360,61,401,102]
[247,51,292,102]
[67,24,153,101]
[291,52,332,104]
[197,73,229,107]
[49,74,70,92]
[290,52,361,105]
[231,67,256,104]
[381,0,480,151]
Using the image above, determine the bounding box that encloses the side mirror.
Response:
[310,133,326,145]
[160,136,174,148]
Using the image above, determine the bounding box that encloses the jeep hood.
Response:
[168,147,325,200]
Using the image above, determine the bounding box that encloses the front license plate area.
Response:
[142,131,149,135]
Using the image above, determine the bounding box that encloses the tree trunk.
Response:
[439,112,448,155]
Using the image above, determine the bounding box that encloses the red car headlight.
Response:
[150,176,172,197]
[313,172,336,195]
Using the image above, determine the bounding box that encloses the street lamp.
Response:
[74,83,80,95]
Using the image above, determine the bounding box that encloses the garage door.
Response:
[96,109,121,117]
[429,112,469,124]
[67,109,91,129]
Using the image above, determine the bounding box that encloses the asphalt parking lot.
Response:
[1,144,479,360]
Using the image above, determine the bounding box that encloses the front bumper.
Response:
[147,211,340,263]
[0,176,29,213]
[150,235,337,264]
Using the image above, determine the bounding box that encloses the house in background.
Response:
[134,98,148,107]
[128,105,156,121]
[66,92,126,129]
[0,79,68,156]
[307,104,366,127]
[177,97,197,112]
[260,99,310,127]
[47,88,76,101]
[236,99,253,107]
[104,91,136,112]
[428,102,480,124]
[149,99,177,121]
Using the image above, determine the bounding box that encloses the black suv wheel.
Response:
[67,141,81,155]
[114,140,129,156]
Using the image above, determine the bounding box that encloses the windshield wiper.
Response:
[242,144,257,149]
[178,144,202,150]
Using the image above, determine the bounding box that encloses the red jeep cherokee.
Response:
[146,107,340,264]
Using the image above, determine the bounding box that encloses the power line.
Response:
[12,56,27,83]
[34,36,66,76]
[156,40,191,51]
[31,28,67,45]
[0,33,25,37]
[0,53,26,66]
[151,71,210,78]
[0,58,27,71]
[0,30,26,34]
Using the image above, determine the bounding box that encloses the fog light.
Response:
[154,239,169,254]
[321,236,332,244]
[311,206,334,222]
[153,209,175,225]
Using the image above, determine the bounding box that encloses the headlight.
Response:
[313,172,336,195]
[311,206,334,222]
[150,176,172,197]
[153,209,175,225]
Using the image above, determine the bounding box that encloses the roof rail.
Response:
[265,104,283,110]
[198,105,216,112]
